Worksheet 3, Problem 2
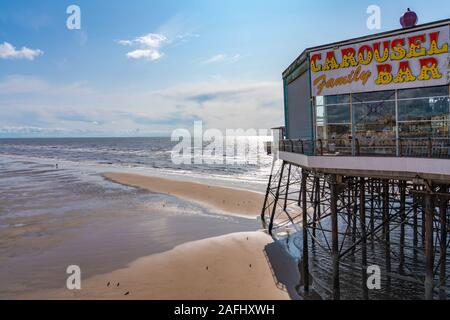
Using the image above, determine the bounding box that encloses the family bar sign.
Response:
[310,25,450,96]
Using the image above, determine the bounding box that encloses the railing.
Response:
[279,137,450,159]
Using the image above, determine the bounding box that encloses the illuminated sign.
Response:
[309,25,450,96]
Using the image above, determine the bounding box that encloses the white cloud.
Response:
[203,53,242,64]
[126,49,163,61]
[0,75,283,136]
[0,42,43,60]
[134,33,167,48]
[117,33,168,61]
[116,40,133,46]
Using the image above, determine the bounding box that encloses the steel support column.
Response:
[424,191,434,300]
[360,177,368,300]
[330,174,340,300]
[301,170,309,293]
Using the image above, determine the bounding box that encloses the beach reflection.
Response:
[0,156,257,298]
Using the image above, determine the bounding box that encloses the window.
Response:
[398,85,449,138]
[352,90,396,142]
[315,94,351,141]
[313,85,450,156]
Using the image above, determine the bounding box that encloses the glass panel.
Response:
[315,96,324,106]
[398,97,449,121]
[322,124,351,140]
[354,100,396,141]
[398,85,449,99]
[320,124,352,155]
[324,94,350,105]
[316,125,324,140]
[316,105,324,125]
[352,90,395,103]
[325,104,350,124]
[399,120,449,138]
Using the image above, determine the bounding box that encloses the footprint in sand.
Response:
[106,281,130,296]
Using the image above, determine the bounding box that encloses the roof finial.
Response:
[400,8,418,28]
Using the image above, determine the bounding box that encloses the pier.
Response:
[262,16,450,300]
[261,139,450,299]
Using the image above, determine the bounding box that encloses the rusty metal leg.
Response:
[383,180,391,290]
[413,185,419,257]
[301,170,309,293]
[439,189,447,300]
[347,187,352,235]
[268,161,285,235]
[312,177,318,244]
[330,174,340,300]
[422,188,426,246]
[360,177,368,300]
[261,173,273,229]
[283,164,291,211]
[399,181,406,274]
[424,191,434,300]
[370,180,375,249]
[352,181,358,258]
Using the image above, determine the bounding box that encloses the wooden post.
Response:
[330,174,340,300]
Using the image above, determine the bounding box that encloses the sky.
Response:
[0,0,449,137]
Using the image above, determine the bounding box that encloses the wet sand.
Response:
[2,160,295,300]
[103,172,265,218]
[0,159,263,299]
[23,232,291,300]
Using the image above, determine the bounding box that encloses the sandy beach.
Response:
[1,162,298,300]
[24,232,293,300]
[103,172,266,218]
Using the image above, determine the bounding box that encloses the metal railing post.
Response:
[428,137,432,158]
[355,138,360,156]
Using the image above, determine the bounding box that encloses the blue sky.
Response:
[0,0,449,137]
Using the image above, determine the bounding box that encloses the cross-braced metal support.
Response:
[261,163,450,300]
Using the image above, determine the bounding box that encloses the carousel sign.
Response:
[310,25,450,96]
